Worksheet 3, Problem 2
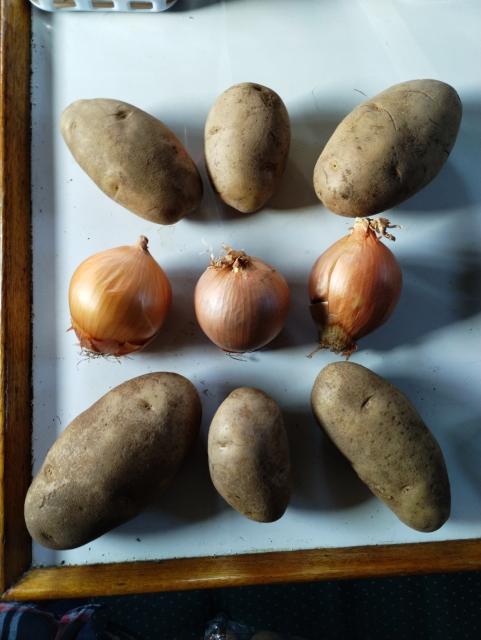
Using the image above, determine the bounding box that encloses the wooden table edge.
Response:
[3,539,481,600]
[0,0,33,594]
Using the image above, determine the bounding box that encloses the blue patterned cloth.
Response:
[0,604,98,640]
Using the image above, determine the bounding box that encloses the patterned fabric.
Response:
[56,605,100,639]
[0,603,57,640]
[0,604,98,640]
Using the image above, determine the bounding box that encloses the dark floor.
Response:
[37,570,481,639]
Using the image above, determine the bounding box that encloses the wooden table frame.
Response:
[1,0,480,600]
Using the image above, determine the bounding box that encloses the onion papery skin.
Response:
[69,237,172,356]
[194,251,290,353]
[308,219,402,355]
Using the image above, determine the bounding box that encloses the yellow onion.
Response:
[69,236,172,356]
[308,217,402,355]
[194,247,290,352]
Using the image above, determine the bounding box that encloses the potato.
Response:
[313,79,462,216]
[61,98,203,224]
[205,82,290,213]
[311,362,450,532]
[208,387,291,522]
[24,372,201,549]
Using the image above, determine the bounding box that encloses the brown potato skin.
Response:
[61,98,203,224]
[311,362,450,532]
[208,387,291,522]
[205,82,290,213]
[24,373,201,549]
[313,79,462,216]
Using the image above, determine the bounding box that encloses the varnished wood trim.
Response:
[0,0,32,593]
[4,539,481,600]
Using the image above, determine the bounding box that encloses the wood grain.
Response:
[4,539,481,600]
[0,0,32,593]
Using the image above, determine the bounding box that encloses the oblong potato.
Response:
[25,372,201,549]
[208,387,291,522]
[205,82,290,213]
[61,98,203,224]
[311,362,450,532]
[314,79,462,216]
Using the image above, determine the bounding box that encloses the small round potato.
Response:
[311,362,450,532]
[205,82,290,213]
[313,79,462,216]
[61,98,203,224]
[208,387,291,522]
[24,372,201,549]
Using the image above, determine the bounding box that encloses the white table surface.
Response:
[31,0,481,567]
